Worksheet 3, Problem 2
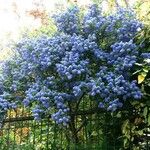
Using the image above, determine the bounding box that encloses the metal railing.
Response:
[0,106,150,150]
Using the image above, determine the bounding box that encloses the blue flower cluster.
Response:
[54,7,79,35]
[56,52,89,80]
[16,35,71,71]
[88,67,142,111]
[141,53,150,59]
[83,4,105,35]
[117,19,142,42]
[0,5,146,125]
[0,92,16,111]
[108,40,138,73]
[105,8,142,42]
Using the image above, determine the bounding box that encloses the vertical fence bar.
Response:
[33,119,36,149]
[83,99,87,149]
[129,121,132,150]
[20,107,24,144]
[7,110,11,150]
[0,114,5,149]
[53,122,57,149]
[26,116,30,145]
[0,124,3,149]
[13,109,17,149]
[89,98,92,149]
[60,127,63,149]
[146,107,150,150]
[97,112,100,149]
[40,119,43,143]
[2,105,150,149]
[113,114,116,150]
[105,113,108,150]
[46,117,50,149]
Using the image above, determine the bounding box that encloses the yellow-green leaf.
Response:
[143,68,149,73]
[138,73,147,84]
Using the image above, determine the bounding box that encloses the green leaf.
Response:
[135,63,143,66]
[148,115,150,126]
[122,120,129,134]
[132,69,142,75]
[124,138,129,148]
[116,112,121,118]
[143,68,149,73]
[143,107,148,118]
[138,130,143,136]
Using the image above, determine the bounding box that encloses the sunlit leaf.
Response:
[143,68,149,73]
[144,59,150,63]
[138,72,147,84]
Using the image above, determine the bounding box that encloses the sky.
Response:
[0,0,138,61]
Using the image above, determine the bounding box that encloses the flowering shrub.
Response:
[0,5,146,125]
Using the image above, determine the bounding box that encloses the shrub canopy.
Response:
[0,5,147,125]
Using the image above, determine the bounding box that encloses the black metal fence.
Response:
[0,106,150,150]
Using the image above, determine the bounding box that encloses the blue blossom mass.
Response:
[0,5,146,125]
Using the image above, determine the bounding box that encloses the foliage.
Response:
[118,1,150,149]
[0,3,149,149]
[26,19,57,38]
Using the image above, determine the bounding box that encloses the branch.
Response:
[71,107,105,116]
[76,117,87,134]
[75,93,85,113]
[3,116,34,123]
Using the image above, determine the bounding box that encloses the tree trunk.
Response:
[69,115,79,144]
